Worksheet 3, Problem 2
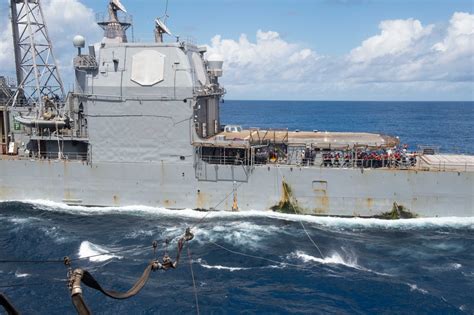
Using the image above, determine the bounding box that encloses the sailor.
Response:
[234,151,241,165]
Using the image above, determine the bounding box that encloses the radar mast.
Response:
[97,0,132,43]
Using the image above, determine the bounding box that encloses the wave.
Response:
[78,241,123,262]
[407,283,428,294]
[195,258,282,272]
[195,258,251,272]
[3,199,474,230]
[290,250,361,269]
[14,271,30,278]
[290,250,391,277]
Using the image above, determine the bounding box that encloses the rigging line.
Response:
[70,244,151,262]
[190,181,246,230]
[164,0,169,18]
[278,168,325,259]
[0,259,63,264]
[187,243,200,315]
[208,241,318,270]
[0,244,151,264]
[0,279,66,289]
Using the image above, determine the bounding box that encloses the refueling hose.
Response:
[0,293,20,315]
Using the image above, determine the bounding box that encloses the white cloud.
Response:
[432,12,473,59]
[349,19,433,63]
[206,30,323,98]
[0,0,101,82]
[0,23,13,72]
[207,12,473,100]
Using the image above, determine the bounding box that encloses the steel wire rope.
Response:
[276,167,325,259]
[186,170,325,272]
[190,181,246,230]
[0,243,154,264]
[208,240,319,270]
[187,243,200,315]
[0,279,66,289]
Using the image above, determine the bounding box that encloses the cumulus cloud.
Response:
[207,12,474,100]
[207,30,321,84]
[0,0,101,81]
[349,19,433,63]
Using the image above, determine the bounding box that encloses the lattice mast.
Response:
[10,0,65,111]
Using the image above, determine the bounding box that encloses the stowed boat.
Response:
[0,0,472,218]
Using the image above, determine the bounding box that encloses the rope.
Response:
[0,259,63,264]
[278,169,325,259]
[187,244,200,315]
[70,244,150,262]
[0,244,150,265]
[208,241,317,270]
[297,219,325,259]
[190,181,245,230]
[0,279,66,289]
[164,0,169,18]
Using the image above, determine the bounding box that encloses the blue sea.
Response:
[1,101,473,314]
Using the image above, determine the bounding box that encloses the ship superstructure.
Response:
[0,0,472,217]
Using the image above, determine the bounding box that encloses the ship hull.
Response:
[0,159,472,217]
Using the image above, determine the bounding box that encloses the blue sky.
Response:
[0,0,473,100]
[79,0,473,54]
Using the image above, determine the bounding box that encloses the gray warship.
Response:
[0,0,473,217]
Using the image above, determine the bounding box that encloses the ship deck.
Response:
[202,130,399,149]
[418,154,474,172]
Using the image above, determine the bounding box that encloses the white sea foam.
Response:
[423,262,463,272]
[196,259,251,272]
[5,199,474,230]
[291,250,361,269]
[124,229,155,239]
[78,241,122,262]
[195,258,280,272]
[191,221,283,249]
[40,226,68,243]
[290,250,391,277]
[9,218,31,224]
[14,271,30,278]
[407,283,428,294]
[450,263,462,270]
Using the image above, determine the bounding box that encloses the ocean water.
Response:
[1,101,473,314]
[221,101,474,154]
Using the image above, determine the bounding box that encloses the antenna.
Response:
[155,18,172,43]
[112,0,127,13]
[98,0,132,43]
[155,0,175,43]
[9,0,65,111]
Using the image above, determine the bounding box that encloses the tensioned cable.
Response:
[187,244,200,315]
[208,241,319,270]
[0,244,152,264]
[190,181,246,230]
[0,279,66,289]
[277,168,325,259]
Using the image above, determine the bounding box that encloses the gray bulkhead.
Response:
[75,42,216,163]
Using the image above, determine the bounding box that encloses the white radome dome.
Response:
[73,35,86,48]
